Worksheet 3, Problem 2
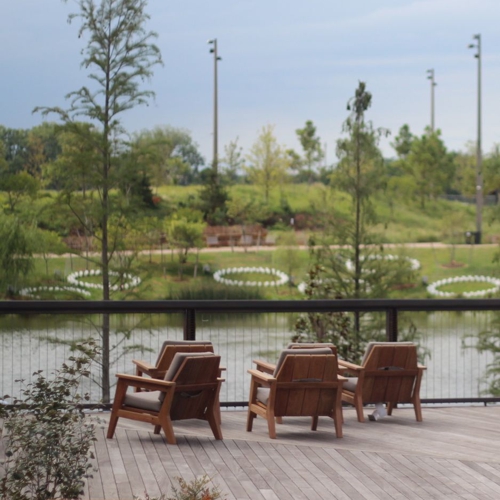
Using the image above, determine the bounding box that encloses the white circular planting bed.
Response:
[213,267,289,287]
[427,275,500,298]
[67,269,141,291]
[19,285,92,298]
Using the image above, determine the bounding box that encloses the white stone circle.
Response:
[345,254,421,272]
[213,267,289,287]
[67,269,141,291]
[19,286,92,298]
[427,275,500,298]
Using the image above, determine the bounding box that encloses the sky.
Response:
[1,0,500,166]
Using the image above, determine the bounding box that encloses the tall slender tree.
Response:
[35,0,162,402]
[301,83,416,355]
[295,120,324,184]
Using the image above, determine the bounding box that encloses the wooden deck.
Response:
[81,405,500,500]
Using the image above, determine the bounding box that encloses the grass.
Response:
[19,241,500,301]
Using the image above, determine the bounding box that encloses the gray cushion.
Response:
[124,390,162,412]
[362,341,414,365]
[256,387,270,405]
[286,342,335,349]
[273,348,332,376]
[156,340,213,365]
[343,377,358,393]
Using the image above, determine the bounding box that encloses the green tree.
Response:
[36,229,68,275]
[0,212,34,294]
[303,83,415,349]
[483,144,500,201]
[221,137,244,183]
[246,125,288,203]
[165,213,205,279]
[391,124,414,159]
[131,126,204,187]
[197,166,229,225]
[0,171,40,213]
[405,128,455,207]
[295,120,324,184]
[35,0,162,403]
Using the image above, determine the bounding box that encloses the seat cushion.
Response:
[256,387,270,406]
[343,377,358,393]
[124,390,162,412]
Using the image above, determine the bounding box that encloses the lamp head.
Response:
[207,39,214,44]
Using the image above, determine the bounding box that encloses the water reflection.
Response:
[0,311,495,403]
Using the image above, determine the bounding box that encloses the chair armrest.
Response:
[247,369,276,383]
[338,360,364,372]
[115,373,175,391]
[338,375,347,382]
[253,359,275,374]
[418,364,427,370]
[132,359,155,371]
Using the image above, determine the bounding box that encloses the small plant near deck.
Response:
[134,475,226,500]
[0,341,100,500]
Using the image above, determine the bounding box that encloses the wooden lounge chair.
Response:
[107,352,223,445]
[339,342,426,422]
[132,340,214,382]
[247,348,344,439]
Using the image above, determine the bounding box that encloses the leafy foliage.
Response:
[0,341,100,500]
[463,315,500,396]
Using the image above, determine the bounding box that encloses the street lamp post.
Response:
[208,39,222,175]
[426,69,437,132]
[469,34,483,244]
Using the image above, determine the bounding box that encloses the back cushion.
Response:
[361,341,414,365]
[156,340,213,365]
[273,348,332,376]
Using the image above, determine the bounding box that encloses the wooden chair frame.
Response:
[107,356,223,445]
[339,344,426,422]
[247,353,345,439]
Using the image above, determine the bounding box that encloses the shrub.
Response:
[134,475,225,500]
[0,341,100,500]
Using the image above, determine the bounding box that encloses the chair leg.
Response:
[276,417,283,424]
[267,409,277,439]
[207,407,223,440]
[355,394,365,423]
[246,407,256,432]
[334,407,343,438]
[106,412,119,439]
[311,416,318,431]
[161,417,176,445]
[387,402,394,416]
[413,396,423,422]
[153,425,161,434]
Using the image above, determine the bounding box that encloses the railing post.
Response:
[183,309,196,340]
[386,308,398,342]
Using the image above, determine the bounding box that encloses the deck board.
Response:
[2,406,500,499]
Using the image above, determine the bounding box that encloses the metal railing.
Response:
[1,299,500,406]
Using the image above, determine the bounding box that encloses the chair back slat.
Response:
[169,355,221,421]
[362,345,418,403]
[274,354,340,417]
